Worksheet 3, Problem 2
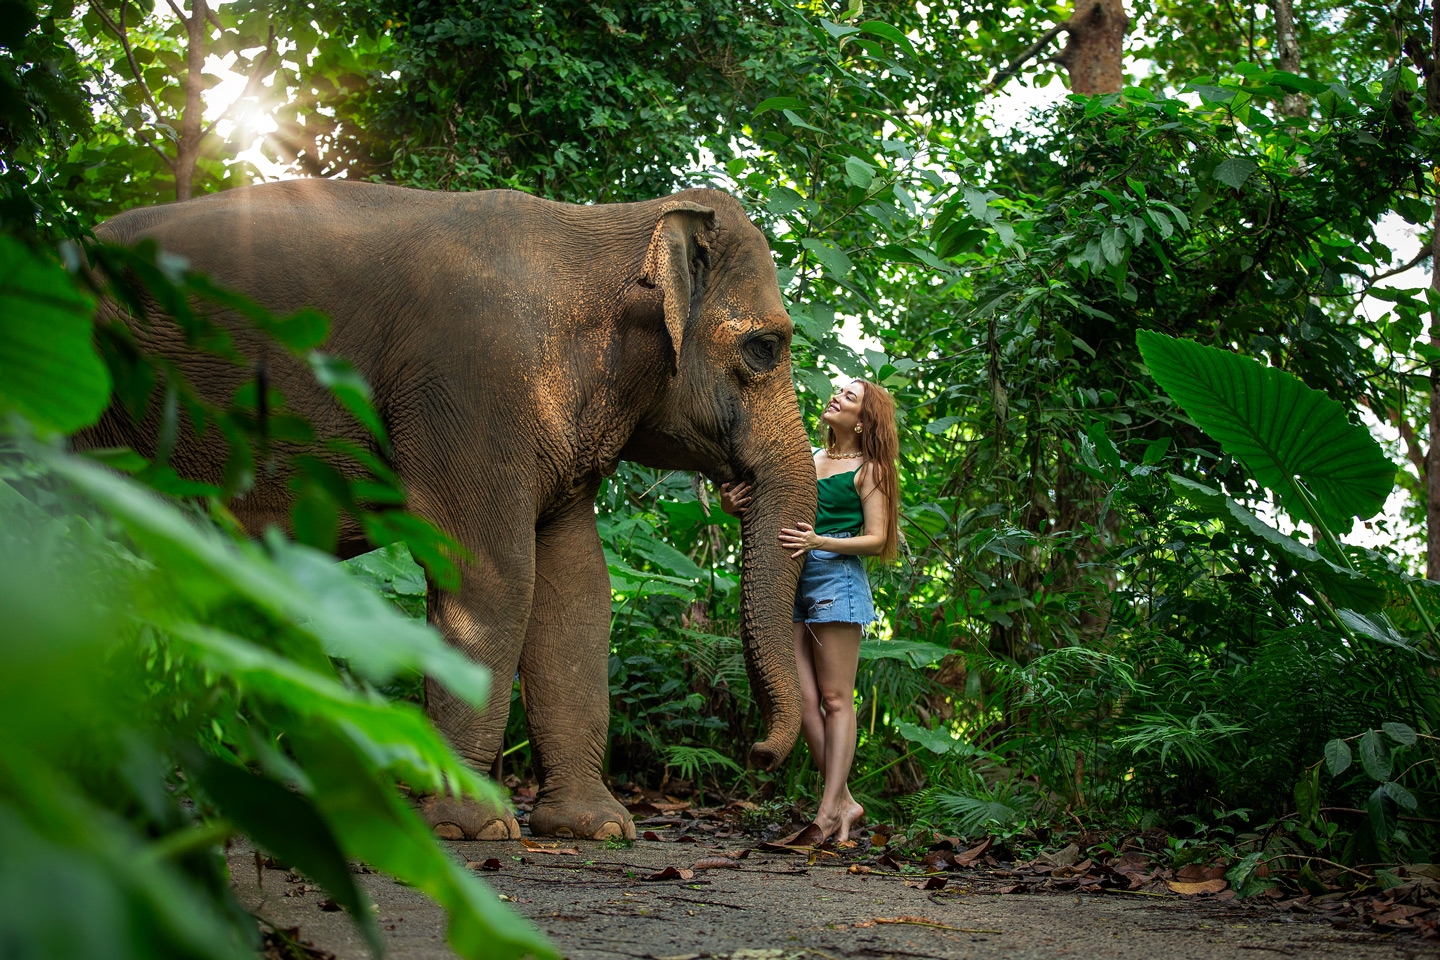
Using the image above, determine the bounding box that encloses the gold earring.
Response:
[854,425,862,434]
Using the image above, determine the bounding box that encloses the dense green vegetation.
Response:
[2,0,1438,955]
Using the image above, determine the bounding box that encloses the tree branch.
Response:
[984,19,1071,95]
[132,126,178,171]
[164,0,188,24]
[91,1,167,125]
[1362,239,1434,288]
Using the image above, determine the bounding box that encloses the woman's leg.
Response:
[808,620,865,841]
[793,622,827,768]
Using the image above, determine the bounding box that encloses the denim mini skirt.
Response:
[792,532,877,625]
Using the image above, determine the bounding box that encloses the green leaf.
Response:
[1141,437,1171,465]
[1359,729,1391,782]
[43,451,489,709]
[295,728,558,960]
[855,21,918,59]
[925,416,960,435]
[1382,780,1417,811]
[800,238,854,279]
[843,156,875,189]
[1099,227,1125,265]
[859,638,953,668]
[1367,784,1399,842]
[0,237,110,433]
[1139,331,1395,527]
[1323,738,1352,776]
[894,720,970,755]
[308,352,388,447]
[1293,768,1320,825]
[753,96,805,116]
[1335,609,1421,652]
[184,753,382,958]
[1381,722,1417,746]
[1213,157,1258,189]
[780,108,825,134]
[1225,851,1263,889]
[1169,477,1385,611]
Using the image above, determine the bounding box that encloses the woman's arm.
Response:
[777,465,891,558]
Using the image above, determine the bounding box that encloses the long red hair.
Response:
[826,379,901,563]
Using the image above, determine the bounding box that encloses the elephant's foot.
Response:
[416,794,520,841]
[529,785,636,840]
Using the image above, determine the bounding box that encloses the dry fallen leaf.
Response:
[693,858,741,870]
[955,837,993,867]
[465,858,502,872]
[1165,878,1228,896]
[642,866,695,882]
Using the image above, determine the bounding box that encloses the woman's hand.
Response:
[719,481,753,517]
[778,522,824,558]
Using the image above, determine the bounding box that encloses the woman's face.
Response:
[822,381,865,433]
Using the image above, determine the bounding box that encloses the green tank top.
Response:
[815,469,865,536]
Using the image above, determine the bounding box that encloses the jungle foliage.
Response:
[2,0,1439,954]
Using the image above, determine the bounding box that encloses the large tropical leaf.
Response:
[1137,331,1394,528]
[1170,477,1385,612]
[0,237,110,433]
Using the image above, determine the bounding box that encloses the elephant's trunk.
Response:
[736,415,817,770]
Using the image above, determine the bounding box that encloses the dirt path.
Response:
[229,836,1429,960]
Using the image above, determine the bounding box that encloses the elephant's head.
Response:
[618,188,815,770]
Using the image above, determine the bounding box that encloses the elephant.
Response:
[79,180,816,840]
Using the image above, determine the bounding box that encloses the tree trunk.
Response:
[1427,4,1439,580]
[173,0,208,201]
[1271,0,1306,117]
[1055,0,1128,95]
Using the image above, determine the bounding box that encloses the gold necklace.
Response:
[826,448,863,460]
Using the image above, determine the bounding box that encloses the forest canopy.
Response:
[1,1,1438,956]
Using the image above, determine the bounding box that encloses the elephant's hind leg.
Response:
[520,500,636,841]
[419,509,537,841]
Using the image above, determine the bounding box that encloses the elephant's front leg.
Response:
[419,515,536,841]
[521,499,636,840]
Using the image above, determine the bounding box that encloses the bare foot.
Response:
[836,801,865,843]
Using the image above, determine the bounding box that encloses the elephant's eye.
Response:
[741,333,783,373]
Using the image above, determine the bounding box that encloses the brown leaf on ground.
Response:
[1035,843,1081,868]
[1165,878,1228,896]
[693,858,741,870]
[870,833,890,847]
[642,866,695,882]
[848,864,873,875]
[924,876,948,890]
[1113,852,1153,876]
[922,848,958,872]
[642,831,672,842]
[878,854,905,870]
[625,802,663,816]
[1176,862,1228,883]
[955,837,993,867]
[465,858,502,871]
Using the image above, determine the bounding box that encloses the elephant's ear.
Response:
[638,201,716,371]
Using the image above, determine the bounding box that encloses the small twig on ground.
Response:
[656,894,747,911]
[874,917,1003,933]
[813,881,875,894]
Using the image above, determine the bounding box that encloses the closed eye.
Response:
[741,333,783,373]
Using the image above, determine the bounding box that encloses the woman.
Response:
[722,378,900,844]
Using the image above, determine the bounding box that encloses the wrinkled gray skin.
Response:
[80,180,816,840]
